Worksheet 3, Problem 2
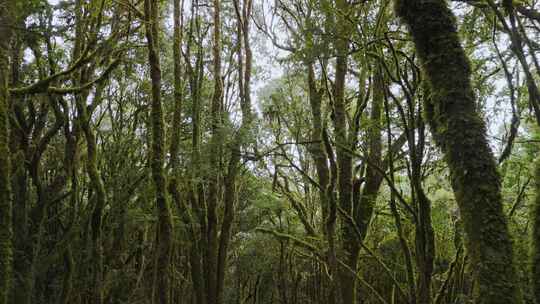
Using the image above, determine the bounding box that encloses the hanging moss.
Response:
[395,1,523,303]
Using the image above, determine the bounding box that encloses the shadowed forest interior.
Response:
[1,0,540,303]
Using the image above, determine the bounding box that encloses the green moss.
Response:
[395,0,523,303]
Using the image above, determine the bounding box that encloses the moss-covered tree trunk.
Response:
[331,1,358,303]
[0,1,13,303]
[216,1,253,303]
[532,158,540,303]
[206,0,223,303]
[414,164,435,304]
[76,86,107,304]
[355,66,384,245]
[185,6,207,302]
[169,0,184,173]
[144,0,174,302]
[394,1,522,303]
[168,0,186,300]
[307,62,338,304]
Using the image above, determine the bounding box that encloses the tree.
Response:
[0,1,13,303]
[395,0,523,303]
[143,0,175,302]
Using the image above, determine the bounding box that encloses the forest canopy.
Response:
[1,0,540,304]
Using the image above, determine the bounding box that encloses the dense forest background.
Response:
[1,0,540,303]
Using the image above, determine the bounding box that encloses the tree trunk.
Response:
[332,1,357,303]
[355,66,384,245]
[185,6,206,303]
[144,0,175,302]
[216,1,253,302]
[307,62,337,304]
[395,1,522,303]
[206,0,223,303]
[531,158,540,303]
[0,1,13,303]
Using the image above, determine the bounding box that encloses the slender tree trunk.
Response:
[332,1,357,303]
[9,28,29,304]
[216,1,253,303]
[206,0,223,303]
[185,6,206,302]
[144,0,174,302]
[71,3,107,303]
[384,95,417,304]
[76,90,106,304]
[415,187,435,304]
[532,158,540,303]
[169,0,185,301]
[408,89,435,304]
[307,63,337,304]
[169,0,184,171]
[395,1,522,303]
[0,1,13,303]
[355,66,384,244]
[413,121,435,304]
